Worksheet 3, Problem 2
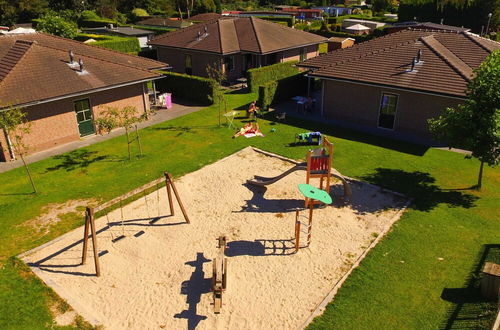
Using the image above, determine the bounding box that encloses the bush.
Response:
[37,13,78,39]
[257,73,308,109]
[155,71,218,105]
[247,61,300,92]
[81,10,100,20]
[132,8,149,17]
[76,34,141,54]
[79,18,117,28]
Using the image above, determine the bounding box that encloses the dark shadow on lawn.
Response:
[225,239,295,257]
[259,111,429,156]
[361,168,478,212]
[440,244,500,330]
[174,252,211,330]
[151,124,218,137]
[45,149,123,172]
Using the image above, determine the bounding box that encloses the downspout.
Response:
[321,79,325,118]
[141,82,149,119]
[152,80,158,106]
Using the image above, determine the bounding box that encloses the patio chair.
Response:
[223,111,238,130]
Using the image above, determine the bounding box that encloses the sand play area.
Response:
[22,147,408,329]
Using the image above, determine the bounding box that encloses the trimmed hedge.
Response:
[257,73,308,110]
[155,71,218,106]
[75,34,141,53]
[258,16,295,27]
[247,61,300,93]
[79,18,117,28]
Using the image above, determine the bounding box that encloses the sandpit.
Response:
[22,147,408,329]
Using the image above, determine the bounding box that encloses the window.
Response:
[378,93,398,129]
[224,56,234,72]
[299,48,306,62]
[184,54,192,75]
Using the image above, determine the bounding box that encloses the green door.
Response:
[74,99,95,136]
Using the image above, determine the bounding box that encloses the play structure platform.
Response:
[247,139,352,202]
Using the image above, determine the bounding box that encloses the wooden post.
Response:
[164,172,174,216]
[81,208,90,264]
[81,207,101,276]
[164,172,190,223]
[295,219,301,253]
[307,202,314,247]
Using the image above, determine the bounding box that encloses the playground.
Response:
[21,147,408,329]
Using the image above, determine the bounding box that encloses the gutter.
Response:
[306,74,468,100]
[0,76,167,111]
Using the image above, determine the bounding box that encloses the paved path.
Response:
[0,103,203,174]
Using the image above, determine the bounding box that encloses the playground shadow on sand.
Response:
[174,252,212,330]
[237,183,304,213]
[225,239,296,257]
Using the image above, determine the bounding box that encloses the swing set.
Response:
[81,172,189,277]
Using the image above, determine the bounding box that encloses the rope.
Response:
[105,213,115,241]
[144,190,151,220]
[156,181,160,218]
[119,199,125,237]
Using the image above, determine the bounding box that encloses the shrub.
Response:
[247,61,300,92]
[92,36,141,53]
[79,18,117,28]
[155,71,218,105]
[132,8,149,17]
[257,73,308,109]
[37,13,78,39]
[81,10,100,20]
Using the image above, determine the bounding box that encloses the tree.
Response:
[0,106,37,193]
[214,0,221,14]
[37,12,78,39]
[95,106,147,160]
[428,51,500,189]
[206,63,227,128]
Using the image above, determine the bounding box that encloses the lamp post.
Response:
[485,13,492,36]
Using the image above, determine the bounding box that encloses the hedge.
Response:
[258,16,295,27]
[75,34,141,53]
[155,71,218,106]
[247,61,300,93]
[257,73,308,110]
[79,18,117,28]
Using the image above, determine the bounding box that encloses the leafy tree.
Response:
[206,63,227,128]
[428,51,500,189]
[215,0,222,14]
[37,12,78,39]
[0,106,37,193]
[95,106,147,160]
[0,0,48,26]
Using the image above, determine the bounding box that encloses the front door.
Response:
[74,99,95,136]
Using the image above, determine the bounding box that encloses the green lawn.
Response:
[0,91,498,329]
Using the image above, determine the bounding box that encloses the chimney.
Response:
[78,58,84,72]
[69,50,74,64]
[197,31,201,40]
[416,49,422,63]
[411,57,416,71]
[204,26,208,35]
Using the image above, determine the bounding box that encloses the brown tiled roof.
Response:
[0,33,166,107]
[0,32,167,71]
[189,13,222,22]
[149,17,327,55]
[300,29,499,97]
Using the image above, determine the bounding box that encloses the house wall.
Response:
[156,47,223,78]
[322,80,463,141]
[282,45,319,62]
[0,83,149,162]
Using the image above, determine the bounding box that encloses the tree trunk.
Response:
[476,161,484,190]
[135,125,143,157]
[20,153,37,193]
[126,127,131,160]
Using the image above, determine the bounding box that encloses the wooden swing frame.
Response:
[81,171,190,277]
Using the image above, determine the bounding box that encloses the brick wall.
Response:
[322,79,462,140]
[156,47,223,78]
[0,83,148,162]
[282,45,319,62]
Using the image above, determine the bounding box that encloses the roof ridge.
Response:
[463,32,500,53]
[420,34,473,81]
[0,39,34,82]
[33,32,164,68]
[150,19,218,43]
[249,17,263,54]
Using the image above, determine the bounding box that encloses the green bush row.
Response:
[79,18,117,28]
[155,71,218,106]
[75,34,141,53]
[327,15,396,24]
[258,16,295,27]
[257,74,308,110]
[247,61,300,93]
[128,25,175,35]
